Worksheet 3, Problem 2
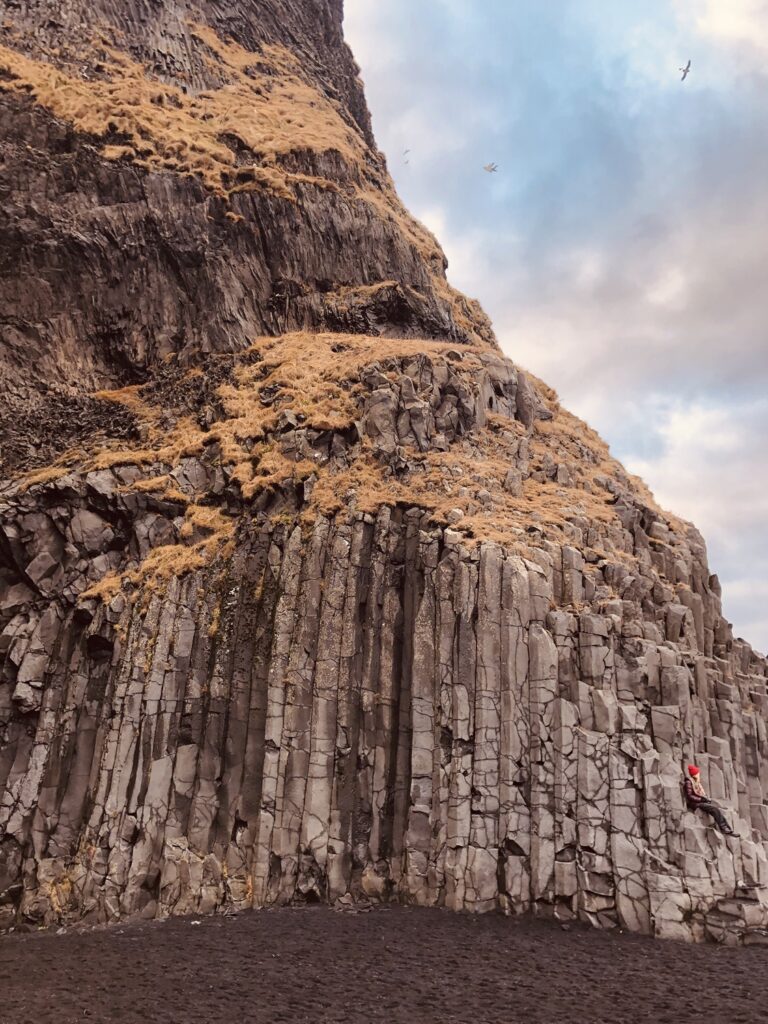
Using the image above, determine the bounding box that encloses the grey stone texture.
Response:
[1,0,767,949]
[2,442,768,943]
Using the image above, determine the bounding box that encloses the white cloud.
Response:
[692,0,768,53]
[646,266,688,309]
[343,1,407,74]
[627,402,766,520]
[626,399,768,651]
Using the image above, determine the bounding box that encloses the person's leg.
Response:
[699,801,732,833]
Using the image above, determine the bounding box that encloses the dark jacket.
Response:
[684,778,707,809]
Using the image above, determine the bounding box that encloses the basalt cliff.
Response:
[1,1,767,946]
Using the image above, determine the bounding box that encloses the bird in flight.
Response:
[483,162,498,173]
[403,147,410,165]
[680,60,691,81]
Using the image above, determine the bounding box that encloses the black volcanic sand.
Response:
[1,906,765,1024]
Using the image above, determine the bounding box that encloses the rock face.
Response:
[2,3,768,945]
[0,0,491,471]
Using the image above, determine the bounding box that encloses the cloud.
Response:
[344,0,768,652]
[686,0,768,55]
[626,399,768,652]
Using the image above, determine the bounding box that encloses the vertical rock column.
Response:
[466,544,503,912]
[498,556,532,913]
[4,504,768,943]
[529,625,558,910]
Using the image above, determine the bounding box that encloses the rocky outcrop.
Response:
[0,0,492,471]
[1,339,767,944]
[2,2,767,946]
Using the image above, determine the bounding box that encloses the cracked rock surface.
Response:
[2,341,767,945]
[1,0,767,947]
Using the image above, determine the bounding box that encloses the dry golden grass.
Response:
[242,448,317,501]
[12,333,661,556]
[259,335,665,548]
[137,543,207,583]
[128,475,171,494]
[89,411,206,470]
[304,432,618,547]
[58,334,654,546]
[21,330,680,605]
[203,333,494,493]
[0,27,363,199]
[79,573,124,603]
[527,396,668,518]
[82,506,235,605]
[16,465,71,492]
[93,385,155,419]
[179,504,232,539]
[0,26,494,348]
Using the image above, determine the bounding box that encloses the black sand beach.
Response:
[1,906,764,1024]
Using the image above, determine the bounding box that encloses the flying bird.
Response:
[403,147,410,165]
[483,162,498,173]
[680,60,691,81]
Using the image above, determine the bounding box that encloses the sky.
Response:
[344,0,768,654]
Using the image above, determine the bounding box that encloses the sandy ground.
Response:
[1,905,765,1024]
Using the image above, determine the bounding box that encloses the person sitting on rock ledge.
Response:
[683,765,737,836]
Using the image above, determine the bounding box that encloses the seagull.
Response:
[483,162,498,173]
[680,60,691,81]
[403,147,410,165]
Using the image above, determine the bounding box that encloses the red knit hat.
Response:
[688,765,700,776]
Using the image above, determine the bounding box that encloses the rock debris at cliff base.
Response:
[1,906,765,1024]
[1,0,768,948]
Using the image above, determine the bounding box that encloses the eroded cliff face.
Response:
[2,2,768,945]
[0,0,492,471]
